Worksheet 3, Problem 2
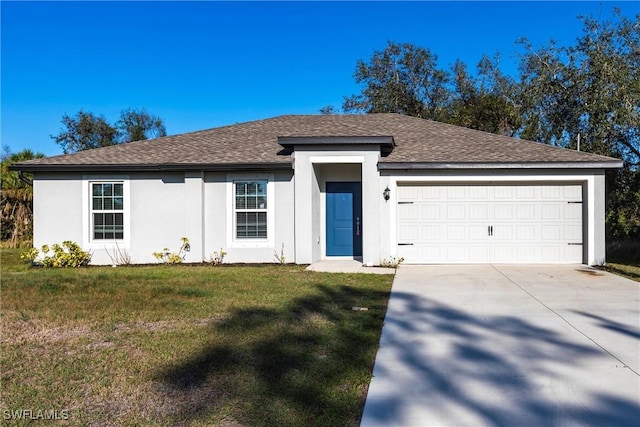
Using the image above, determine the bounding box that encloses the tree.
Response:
[116,108,166,142]
[51,108,167,153]
[52,110,118,154]
[319,105,336,115]
[444,56,521,136]
[1,147,45,246]
[342,42,520,135]
[516,11,639,163]
[516,10,640,238]
[342,41,450,120]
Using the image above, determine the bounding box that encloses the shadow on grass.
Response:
[607,239,640,265]
[361,290,640,427]
[157,284,390,426]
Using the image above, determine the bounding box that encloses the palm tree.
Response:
[1,148,45,247]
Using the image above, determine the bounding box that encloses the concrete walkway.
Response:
[306,259,396,274]
[361,265,640,427]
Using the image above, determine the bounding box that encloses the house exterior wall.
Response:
[291,146,382,265]
[31,166,607,267]
[33,173,84,249]
[203,170,295,264]
[32,170,295,265]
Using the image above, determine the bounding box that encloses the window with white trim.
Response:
[234,180,268,239]
[91,182,124,240]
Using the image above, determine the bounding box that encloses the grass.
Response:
[1,248,393,426]
[607,239,640,265]
[602,263,640,282]
[605,239,640,281]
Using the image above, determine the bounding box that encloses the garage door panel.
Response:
[421,187,441,199]
[564,185,582,199]
[469,186,488,199]
[564,225,583,241]
[542,225,561,240]
[398,224,419,241]
[469,204,489,220]
[516,186,535,199]
[516,246,536,262]
[542,205,561,219]
[494,204,513,219]
[565,203,582,219]
[542,186,564,199]
[422,205,441,220]
[542,246,561,261]
[494,187,513,199]
[398,186,419,200]
[446,246,467,262]
[397,183,583,264]
[397,244,419,261]
[398,205,418,220]
[566,245,583,261]
[516,225,536,240]
[469,246,490,262]
[422,225,441,240]
[493,225,513,240]
[447,187,465,199]
[447,225,466,240]
[516,204,536,219]
[447,205,465,220]
[469,225,488,240]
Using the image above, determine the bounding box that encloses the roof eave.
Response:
[9,162,293,173]
[378,161,624,170]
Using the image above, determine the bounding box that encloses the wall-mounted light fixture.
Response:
[383,186,391,201]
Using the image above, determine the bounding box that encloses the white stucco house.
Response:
[13,114,622,266]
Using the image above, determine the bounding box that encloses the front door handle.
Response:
[356,217,360,236]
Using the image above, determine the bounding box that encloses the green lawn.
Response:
[602,263,640,282]
[606,240,640,282]
[1,249,393,426]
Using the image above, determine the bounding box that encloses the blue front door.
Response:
[326,182,362,257]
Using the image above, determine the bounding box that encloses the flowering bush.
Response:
[21,241,91,267]
[153,237,190,264]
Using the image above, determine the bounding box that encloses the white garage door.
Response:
[396,184,584,263]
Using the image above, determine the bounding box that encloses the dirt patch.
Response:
[575,268,604,276]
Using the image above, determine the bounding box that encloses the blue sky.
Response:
[2,1,638,157]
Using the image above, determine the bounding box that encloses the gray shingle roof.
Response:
[13,114,622,171]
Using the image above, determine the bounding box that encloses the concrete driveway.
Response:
[361,265,640,427]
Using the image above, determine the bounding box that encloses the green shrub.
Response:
[153,237,190,264]
[21,241,91,267]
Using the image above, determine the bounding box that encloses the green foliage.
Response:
[51,110,119,154]
[51,108,167,153]
[116,108,167,143]
[21,241,92,267]
[343,41,450,120]
[515,10,639,166]
[443,57,521,136]
[153,237,190,264]
[1,147,45,246]
[207,248,227,265]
